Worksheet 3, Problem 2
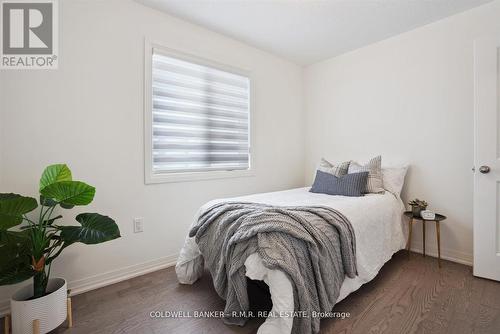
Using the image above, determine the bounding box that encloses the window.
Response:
[145,44,252,183]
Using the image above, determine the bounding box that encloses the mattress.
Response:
[176,187,407,334]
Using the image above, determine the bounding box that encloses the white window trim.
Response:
[144,39,255,184]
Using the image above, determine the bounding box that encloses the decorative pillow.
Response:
[348,155,384,194]
[382,165,408,196]
[317,158,350,177]
[310,170,369,197]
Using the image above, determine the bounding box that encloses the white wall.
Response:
[3,0,499,310]
[304,0,500,265]
[0,0,304,305]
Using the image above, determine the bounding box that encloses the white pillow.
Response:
[348,155,384,193]
[382,165,408,196]
[310,158,350,184]
[318,158,350,177]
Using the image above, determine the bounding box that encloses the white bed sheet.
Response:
[176,187,407,334]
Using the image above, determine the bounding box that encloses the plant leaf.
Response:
[39,164,72,191]
[40,181,95,206]
[0,230,34,285]
[59,213,120,245]
[0,194,38,230]
[59,203,75,210]
[0,265,36,285]
[0,230,31,266]
[40,195,58,207]
[45,241,73,265]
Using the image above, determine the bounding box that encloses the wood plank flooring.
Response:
[3,251,500,334]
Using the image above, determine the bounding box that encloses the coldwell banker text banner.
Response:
[1,0,58,69]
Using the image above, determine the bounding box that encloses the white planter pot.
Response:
[10,278,67,334]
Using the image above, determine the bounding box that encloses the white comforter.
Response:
[176,187,407,334]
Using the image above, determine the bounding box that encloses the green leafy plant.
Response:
[408,198,428,208]
[0,164,120,298]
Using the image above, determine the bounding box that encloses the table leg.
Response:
[4,314,10,334]
[422,220,426,257]
[407,218,413,258]
[67,296,73,328]
[33,319,40,334]
[436,221,441,268]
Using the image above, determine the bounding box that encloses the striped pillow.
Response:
[348,156,385,194]
[310,170,369,197]
[317,158,350,177]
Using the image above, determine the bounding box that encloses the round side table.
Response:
[404,211,447,267]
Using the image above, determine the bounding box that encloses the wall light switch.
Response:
[133,218,144,233]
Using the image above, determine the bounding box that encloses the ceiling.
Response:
[137,0,493,65]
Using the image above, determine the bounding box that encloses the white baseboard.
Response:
[0,254,178,317]
[410,244,473,266]
[68,253,178,296]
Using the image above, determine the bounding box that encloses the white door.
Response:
[473,36,500,280]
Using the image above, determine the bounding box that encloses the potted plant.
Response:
[0,164,120,334]
[408,198,428,217]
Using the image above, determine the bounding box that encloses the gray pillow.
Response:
[310,170,369,197]
[348,156,384,194]
[317,158,350,177]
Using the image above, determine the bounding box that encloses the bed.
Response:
[176,186,407,334]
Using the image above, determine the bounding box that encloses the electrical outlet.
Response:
[133,218,144,233]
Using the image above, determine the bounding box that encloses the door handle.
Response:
[479,165,491,174]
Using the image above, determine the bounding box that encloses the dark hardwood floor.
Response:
[3,251,500,334]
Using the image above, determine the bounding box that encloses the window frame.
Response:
[144,40,255,184]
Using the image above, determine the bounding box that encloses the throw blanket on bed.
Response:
[189,202,357,334]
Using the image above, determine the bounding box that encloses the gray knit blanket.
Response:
[189,202,357,334]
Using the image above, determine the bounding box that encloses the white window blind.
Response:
[151,50,251,174]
